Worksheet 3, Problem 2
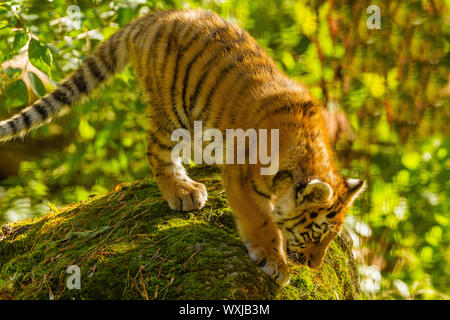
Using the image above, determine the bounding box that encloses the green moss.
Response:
[0,166,360,300]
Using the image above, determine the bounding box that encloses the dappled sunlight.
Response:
[0,0,448,299]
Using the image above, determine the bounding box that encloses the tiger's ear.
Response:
[297,179,333,205]
[344,178,366,206]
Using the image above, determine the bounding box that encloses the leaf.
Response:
[0,6,8,15]
[4,79,28,109]
[281,51,296,71]
[0,24,11,36]
[295,36,311,55]
[27,71,46,97]
[47,202,58,212]
[71,226,111,239]
[13,32,28,53]
[79,119,96,140]
[401,151,421,170]
[28,38,52,76]
[2,67,22,76]
[117,7,134,27]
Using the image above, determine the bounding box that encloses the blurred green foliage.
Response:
[0,0,449,299]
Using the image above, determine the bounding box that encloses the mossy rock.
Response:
[0,166,360,300]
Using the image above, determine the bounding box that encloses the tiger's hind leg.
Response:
[146,130,208,211]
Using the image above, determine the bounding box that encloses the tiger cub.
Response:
[0,9,365,286]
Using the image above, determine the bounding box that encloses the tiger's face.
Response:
[272,172,365,269]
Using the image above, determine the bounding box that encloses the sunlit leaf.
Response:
[79,119,96,140]
[434,214,449,226]
[12,32,28,53]
[281,51,296,71]
[425,226,442,247]
[27,71,46,97]
[28,38,52,76]
[362,73,385,98]
[401,151,421,170]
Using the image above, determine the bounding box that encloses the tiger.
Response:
[0,9,365,286]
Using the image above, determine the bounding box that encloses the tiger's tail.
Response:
[0,23,135,143]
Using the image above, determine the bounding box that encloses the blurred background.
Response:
[0,0,448,299]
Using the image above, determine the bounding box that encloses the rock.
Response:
[0,166,360,300]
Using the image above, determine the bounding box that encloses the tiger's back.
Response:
[129,10,295,131]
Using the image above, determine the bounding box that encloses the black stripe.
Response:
[189,37,247,115]
[148,131,172,151]
[253,91,301,121]
[273,170,293,186]
[167,20,190,129]
[251,180,271,199]
[181,26,229,118]
[85,57,105,81]
[61,82,75,98]
[149,20,167,77]
[72,70,88,94]
[202,46,261,120]
[99,43,115,74]
[162,20,180,74]
[292,217,308,228]
[326,211,338,219]
[52,88,72,105]
[20,112,32,129]
[33,104,49,120]
[150,17,185,129]
[255,93,286,114]
[286,227,296,237]
[280,213,306,222]
[130,20,144,45]
[309,212,318,219]
[145,19,169,109]
[224,57,275,126]
[180,35,204,116]
[108,34,120,72]
[8,120,17,134]
[146,10,175,79]
[238,165,251,185]
[228,74,252,126]
[201,56,243,120]
[212,60,265,128]
[169,21,202,128]
[255,104,296,127]
[313,223,322,231]
[258,258,267,267]
[301,232,312,242]
[276,121,301,129]
[146,149,172,167]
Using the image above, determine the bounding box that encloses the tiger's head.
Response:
[271,170,366,269]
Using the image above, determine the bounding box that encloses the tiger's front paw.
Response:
[158,176,208,211]
[247,246,290,286]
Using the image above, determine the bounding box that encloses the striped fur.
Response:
[0,9,366,286]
